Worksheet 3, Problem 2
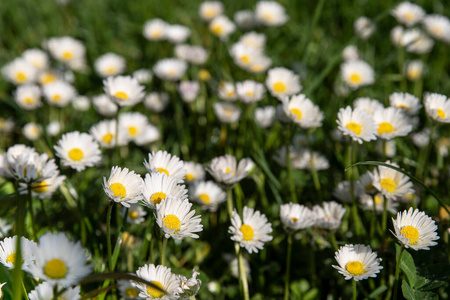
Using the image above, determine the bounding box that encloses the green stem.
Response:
[226,189,234,219]
[238,248,250,300]
[106,202,113,271]
[161,237,168,266]
[381,193,389,233]
[13,191,26,300]
[22,280,30,300]
[306,131,322,200]
[352,280,357,300]
[26,184,37,241]
[393,245,405,300]
[398,47,407,92]
[346,143,361,237]
[330,231,339,251]
[285,124,297,203]
[284,234,293,300]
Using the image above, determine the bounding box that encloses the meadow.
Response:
[0,0,449,299]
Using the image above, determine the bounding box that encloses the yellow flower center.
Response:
[226,91,234,98]
[374,195,383,205]
[32,180,49,193]
[432,26,443,36]
[102,133,114,145]
[436,109,446,119]
[150,192,167,205]
[405,12,414,20]
[62,51,73,60]
[52,94,61,102]
[345,261,364,276]
[157,167,169,176]
[125,288,139,297]
[380,178,397,193]
[129,211,139,220]
[204,8,215,18]
[44,258,67,279]
[185,173,195,181]
[211,25,223,35]
[168,69,176,76]
[151,30,162,39]
[128,126,138,137]
[16,72,27,82]
[114,91,128,100]
[290,108,302,120]
[240,224,254,241]
[198,193,211,204]
[407,69,420,80]
[163,214,181,232]
[24,97,34,104]
[400,225,419,244]
[199,69,211,81]
[263,12,273,21]
[349,73,362,84]
[246,91,254,97]
[240,55,250,64]
[105,66,116,75]
[224,167,232,174]
[346,122,362,135]
[68,148,84,161]
[109,182,127,199]
[7,253,16,264]
[291,217,298,223]
[377,122,394,135]
[42,73,56,84]
[273,82,286,93]
[147,281,165,298]
[396,104,409,110]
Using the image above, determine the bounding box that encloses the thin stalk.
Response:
[106,202,114,271]
[161,238,168,266]
[352,280,357,300]
[285,124,297,203]
[22,281,30,300]
[381,194,389,233]
[398,48,407,92]
[283,234,293,300]
[393,245,405,300]
[238,248,250,300]
[226,189,234,219]
[346,143,361,237]
[306,131,322,200]
[13,191,26,300]
[27,184,37,241]
[330,231,339,251]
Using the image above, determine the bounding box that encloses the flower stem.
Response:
[393,245,405,300]
[381,195,389,233]
[352,280,357,300]
[106,202,113,271]
[226,189,234,219]
[346,143,361,237]
[161,237,168,266]
[285,124,297,203]
[306,131,322,200]
[284,234,293,300]
[238,248,250,300]
[12,191,26,300]
[26,184,37,241]
[330,231,339,251]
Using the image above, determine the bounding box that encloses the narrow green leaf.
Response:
[402,280,415,300]
[366,285,387,299]
[399,248,417,287]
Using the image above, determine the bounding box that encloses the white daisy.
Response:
[90,119,128,148]
[209,15,236,40]
[199,1,223,22]
[373,107,413,140]
[333,244,383,281]
[119,112,150,143]
[423,15,450,43]
[153,58,188,82]
[178,81,200,103]
[353,97,384,115]
[94,52,126,77]
[176,269,202,299]
[144,150,186,183]
[2,57,38,85]
[392,208,439,250]
[265,67,301,100]
[166,25,191,44]
[424,93,450,123]
[236,80,266,104]
[184,161,206,183]
[229,42,266,72]
[372,161,414,200]
[43,80,77,107]
[133,69,153,84]
[213,102,242,124]
[23,122,42,141]
[0,219,12,239]
[190,181,226,212]
[297,150,329,171]
[118,280,141,299]
[14,84,42,110]
[333,180,365,204]
[103,166,144,207]
[23,173,66,199]
[134,264,180,299]
[337,106,377,144]
[354,16,376,40]
[92,94,118,117]
[144,92,170,113]
[391,2,425,27]
[391,26,405,47]
[141,172,188,210]
[156,197,203,239]
[341,60,374,89]
[28,232,92,287]
[103,76,145,107]
[411,128,430,148]
[28,282,80,300]
[405,60,425,82]
[38,70,60,85]
[207,154,251,187]
[46,36,86,68]
[22,48,49,71]
[342,45,359,61]
[0,236,37,270]
[254,106,276,128]
[389,92,421,115]
[282,94,324,129]
[255,1,288,27]
[359,171,376,194]
[46,121,61,137]
[174,44,209,65]
[359,193,398,214]
[403,29,434,54]
[7,149,57,184]
[218,82,237,101]
[54,131,102,171]
[229,206,273,254]
[248,55,272,74]
[280,203,316,231]
[124,204,147,225]
[234,10,256,30]
[143,18,168,41]
[313,201,346,230]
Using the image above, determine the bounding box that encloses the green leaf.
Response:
[397,246,417,287]
[402,280,415,300]
[401,279,439,300]
[365,285,387,299]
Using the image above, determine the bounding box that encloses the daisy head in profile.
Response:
[28,282,80,300]
[389,92,421,115]
[391,1,425,27]
[207,154,251,188]
[280,202,316,232]
[405,60,425,82]
[372,161,414,200]
[254,106,276,129]
[423,15,450,43]
[424,93,450,123]
[22,48,49,71]
[341,60,374,89]
[144,150,187,183]
[190,180,226,212]
[94,52,126,78]
[103,166,144,207]
[2,57,38,85]
[265,67,301,100]
[372,107,413,140]
[199,1,224,22]
[209,15,236,40]
[313,201,346,230]
[134,264,180,299]
[213,102,242,124]
[103,75,145,107]
[255,1,288,27]
[141,172,188,210]
[333,244,383,281]
[14,84,42,111]
[143,18,168,41]
[354,16,376,40]
[153,58,188,82]
[282,94,324,129]
[184,161,206,183]
[336,106,377,144]
[392,208,439,250]
[54,131,102,171]
[229,206,273,254]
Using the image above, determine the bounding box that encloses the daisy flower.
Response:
[199,1,223,22]
[178,81,200,103]
[411,128,431,148]
[24,173,66,199]
[156,197,203,239]
[280,203,316,231]
[372,107,413,140]
[229,206,273,254]
[119,112,150,143]
[134,264,180,299]
[236,80,266,104]
[229,42,264,70]
[341,60,374,89]
[23,122,42,141]
[359,171,376,194]
[359,193,398,214]
[94,52,126,78]
[176,269,202,299]
[124,204,147,225]
[175,45,209,65]
[144,150,186,183]
[313,201,346,230]
[118,280,141,299]
[7,149,58,184]
[209,15,236,40]
[391,2,425,27]
[254,106,276,128]
[354,16,376,40]
[424,93,450,123]
[218,82,237,101]
[403,29,434,54]
[389,92,421,115]
[372,161,414,200]
[207,154,251,187]
[103,76,145,107]
[297,150,330,171]
[333,244,383,281]
[234,10,256,30]
[54,131,102,171]
[423,15,450,43]
[337,106,377,144]
[248,55,272,74]
[46,36,86,67]
[90,119,128,148]
[282,94,324,129]
[28,282,80,300]
[239,32,266,49]
[92,94,118,117]
[28,232,92,287]
[43,80,77,107]
[46,121,61,137]
[190,181,226,212]
[265,67,301,100]
[213,102,242,124]
[353,97,384,115]
[103,166,144,207]
[0,220,12,239]
[333,180,364,203]
[2,58,37,85]
[0,236,37,270]
[153,58,188,82]
[133,69,153,84]
[166,25,191,44]
[143,18,168,41]
[184,161,206,183]
[255,1,288,27]
[144,92,170,113]
[141,172,188,209]
[14,84,42,110]
[38,70,60,85]
[342,45,359,61]
[392,208,439,250]
[405,60,425,81]
[22,48,49,71]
